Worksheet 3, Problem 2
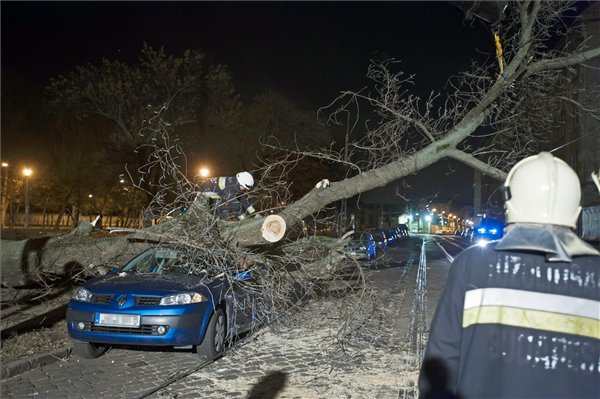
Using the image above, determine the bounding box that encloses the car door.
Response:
[227,271,257,335]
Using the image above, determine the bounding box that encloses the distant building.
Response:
[548,2,600,208]
[545,3,600,241]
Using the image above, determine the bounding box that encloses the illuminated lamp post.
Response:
[1,162,8,227]
[23,167,33,229]
[88,194,94,219]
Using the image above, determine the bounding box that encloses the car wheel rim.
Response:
[214,314,225,352]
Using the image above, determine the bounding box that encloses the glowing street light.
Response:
[23,167,33,229]
[199,167,210,178]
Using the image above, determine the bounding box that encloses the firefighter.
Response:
[199,171,256,220]
[419,152,600,398]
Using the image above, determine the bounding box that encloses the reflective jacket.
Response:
[199,176,254,215]
[420,237,600,398]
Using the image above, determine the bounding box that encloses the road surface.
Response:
[1,234,470,398]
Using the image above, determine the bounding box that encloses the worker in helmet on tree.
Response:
[198,171,257,220]
[419,152,600,399]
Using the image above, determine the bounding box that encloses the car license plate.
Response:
[95,313,140,327]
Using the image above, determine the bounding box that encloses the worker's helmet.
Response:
[503,152,581,228]
[236,172,254,190]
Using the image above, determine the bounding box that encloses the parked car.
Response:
[385,228,398,243]
[343,231,377,261]
[397,224,409,239]
[66,245,258,360]
[462,227,475,240]
[366,229,388,253]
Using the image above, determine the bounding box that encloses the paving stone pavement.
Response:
[1,241,450,399]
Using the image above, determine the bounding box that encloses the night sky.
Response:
[1,1,494,207]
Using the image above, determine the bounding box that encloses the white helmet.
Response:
[504,152,581,228]
[236,172,254,189]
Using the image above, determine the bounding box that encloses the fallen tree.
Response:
[2,2,598,346]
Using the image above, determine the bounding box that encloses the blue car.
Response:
[366,229,388,254]
[343,231,377,261]
[66,245,257,360]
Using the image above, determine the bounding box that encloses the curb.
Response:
[1,346,72,380]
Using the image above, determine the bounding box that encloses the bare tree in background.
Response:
[221,0,597,246]
[45,44,241,205]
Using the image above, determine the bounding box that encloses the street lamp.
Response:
[1,163,8,227]
[23,167,33,229]
[199,167,210,178]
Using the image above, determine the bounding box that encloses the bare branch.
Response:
[526,46,600,77]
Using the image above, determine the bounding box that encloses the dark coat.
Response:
[199,176,253,216]
[420,240,600,399]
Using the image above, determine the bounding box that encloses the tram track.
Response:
[408,237,429,362]
[1,285,72,339]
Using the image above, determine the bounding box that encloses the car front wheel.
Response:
[72,340,107,359]
[196,307,226,361]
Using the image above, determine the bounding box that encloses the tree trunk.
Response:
[227,143,507,247]
[1,225,152,287]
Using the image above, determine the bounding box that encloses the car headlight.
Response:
[159,292,206,306]
[489,228,498,234]
[73,287,92,302]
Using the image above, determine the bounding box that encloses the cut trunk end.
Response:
[261,215,286,243]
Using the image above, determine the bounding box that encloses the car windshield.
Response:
[120,247,223,277]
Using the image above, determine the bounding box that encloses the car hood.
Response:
[83,272,220,295]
